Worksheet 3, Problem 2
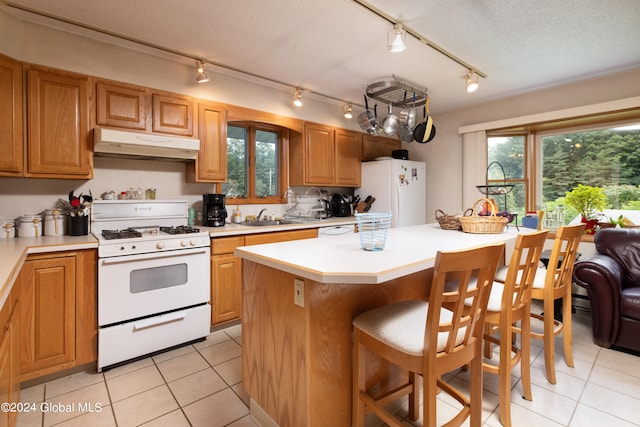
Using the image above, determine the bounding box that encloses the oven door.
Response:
[98,246,210,326]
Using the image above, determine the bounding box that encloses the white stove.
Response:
[91,200,211,371]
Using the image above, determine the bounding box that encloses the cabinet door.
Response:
[381,137,400,157]
[243,229,318,246]
[96,81,149,130]
[335,129,362,186]
[186,101,227,182]
[0,55,23,177]
[211,254,242,324]
[0,298,19,427]
[362,134,382,161]
[26,67,92,178]
[304,123,334,185]
[19,255,76,380]
[152,94,195,136]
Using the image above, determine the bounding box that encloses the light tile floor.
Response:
[15,303,640,426]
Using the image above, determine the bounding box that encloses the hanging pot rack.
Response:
[366,79,428,108]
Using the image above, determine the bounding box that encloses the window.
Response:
[486,121,640,227]
[486,135,527,218]
[222,122,287,204]
[540,123,640,224]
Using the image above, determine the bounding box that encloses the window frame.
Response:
[485,132,530,214]
[225,121,289,205]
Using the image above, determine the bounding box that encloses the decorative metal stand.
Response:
[475,161,519,229]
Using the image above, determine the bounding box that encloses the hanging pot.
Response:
[380,103,399,136]
[413,98,436,143]
[398,91,414,143]
[357,95,378,135]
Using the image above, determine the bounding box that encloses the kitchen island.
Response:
[235,223,524,427]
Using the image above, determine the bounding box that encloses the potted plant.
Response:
[564,184,608,234]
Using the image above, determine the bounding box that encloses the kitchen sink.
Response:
[242,220,281,227]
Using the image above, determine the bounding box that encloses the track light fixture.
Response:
[195,60,209,83]
[463,71,479,93]
[293,88,303,107]
[387,24,407,53]
[343,103,353,119]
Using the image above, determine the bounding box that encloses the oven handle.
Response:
[100,247,209,265]
[133,310,186,331]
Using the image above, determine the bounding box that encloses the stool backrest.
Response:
[504,230,549,311]
[546,224,585,290]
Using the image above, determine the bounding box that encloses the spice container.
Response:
[43,209,65,236]
[232,206,242,224]
[1,219,15,239]
[17,214,42,237]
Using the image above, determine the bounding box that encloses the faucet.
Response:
[257,208,267,221]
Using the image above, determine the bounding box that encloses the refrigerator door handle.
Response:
[395,181,401,225]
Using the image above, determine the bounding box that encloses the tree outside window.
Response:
[223,123,287,204]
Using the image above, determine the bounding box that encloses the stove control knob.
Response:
[120,246,125,251]
[181,240,188,247]
[190,239,197,246]
[156,242,164,249]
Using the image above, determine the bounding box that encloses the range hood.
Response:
[94,128,199,160]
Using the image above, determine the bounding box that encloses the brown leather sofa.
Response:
[573,228,640,353]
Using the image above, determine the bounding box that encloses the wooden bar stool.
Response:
[482,230,548,427]
[352,242,504,427]
[495,223,584,384]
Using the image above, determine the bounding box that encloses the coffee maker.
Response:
[203,194,227,227]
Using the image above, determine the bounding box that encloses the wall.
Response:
[1,9,639,224]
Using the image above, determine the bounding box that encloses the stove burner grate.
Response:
[102,228,143,240]
[159,226,201,235]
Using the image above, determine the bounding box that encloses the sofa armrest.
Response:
[573,253,624,346]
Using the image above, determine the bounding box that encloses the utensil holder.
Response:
[68,215,89,236]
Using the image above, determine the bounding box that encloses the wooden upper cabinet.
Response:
[335,128,362,186]
[152,93,195,136]
[362,135,401,160]
[26,67,92,179]
[304,123,335,185]
[96,81,149,130]
[0,55,23,177]
[186,101,227,183]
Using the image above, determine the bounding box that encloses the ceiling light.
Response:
[293,88,303,107]
[195,60,209,83]
[463,71,479,93]
[387,24,407,53]
[343,103,353,119]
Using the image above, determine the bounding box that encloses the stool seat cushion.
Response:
[353,300,465,356]
[495,265,548,289]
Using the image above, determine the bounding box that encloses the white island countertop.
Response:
[235,223,526,284]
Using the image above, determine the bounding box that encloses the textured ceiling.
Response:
[4,0,640,113]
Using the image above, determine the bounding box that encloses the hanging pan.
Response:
[398,91,414,143]
[380,103,399,136]
[357,95,378,135]
[413,98,436,143]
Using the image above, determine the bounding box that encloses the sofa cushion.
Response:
[620,287,640,322]
[595,228,640,289]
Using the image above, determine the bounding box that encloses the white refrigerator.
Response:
[355,159,426,228]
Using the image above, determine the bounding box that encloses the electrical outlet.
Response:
[294,279,304,307]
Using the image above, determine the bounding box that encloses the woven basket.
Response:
[435,208,472,230]
[459,198,509,234]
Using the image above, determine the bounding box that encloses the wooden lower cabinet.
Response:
[210,229,319,326]
[16,250,97,382]
[0,289,19,427]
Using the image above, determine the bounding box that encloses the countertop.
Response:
[201,216,357,237]
[0,235,99,309]
[235,223,527,284]
[0,216,357,312]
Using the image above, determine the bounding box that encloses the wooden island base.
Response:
[242,260,432,427]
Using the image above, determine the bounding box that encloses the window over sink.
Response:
[223,122,288,204]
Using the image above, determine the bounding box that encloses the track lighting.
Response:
[293,88,303,107]
[195,60,209,83]
[463,71,479,93]
[343,103,353,119]
[387,24,407,53]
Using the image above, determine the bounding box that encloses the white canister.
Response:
[17,214,42,238]
[43,209,65,236]
[0,219,15,239]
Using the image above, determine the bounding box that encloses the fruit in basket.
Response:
[496,211,514,223]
